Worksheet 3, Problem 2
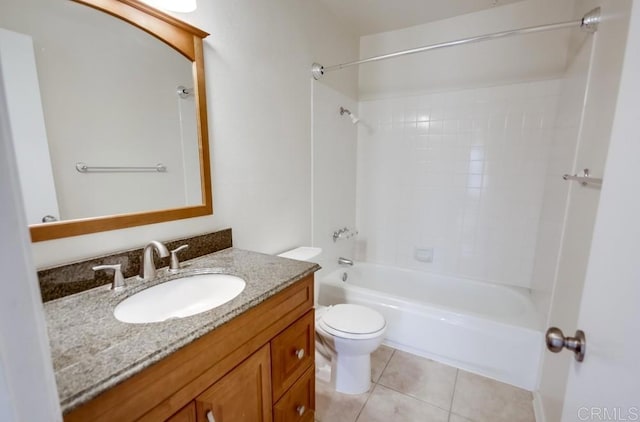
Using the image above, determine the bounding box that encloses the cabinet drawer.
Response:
[273,366,315,422]
[271,310,314,401]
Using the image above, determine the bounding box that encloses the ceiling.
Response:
[317,0,525,36]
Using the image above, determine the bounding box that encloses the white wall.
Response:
[358,0,574,98]
[529,23,593,325]
[535,1,632,420]
[312,82,358,280]
[355,80,560,288]
[21,0,358,267]
[0,63,61,421]
[561,1,640,416]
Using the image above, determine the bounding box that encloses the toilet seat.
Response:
[318,304,386,340]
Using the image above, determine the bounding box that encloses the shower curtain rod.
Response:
[311,7,600,80]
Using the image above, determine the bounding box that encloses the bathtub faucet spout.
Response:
[338,257,354,266]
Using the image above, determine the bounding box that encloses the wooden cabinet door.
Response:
[195,345,272,422]
[166,402,196,422]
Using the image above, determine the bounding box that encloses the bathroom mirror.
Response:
[0,0,212,241]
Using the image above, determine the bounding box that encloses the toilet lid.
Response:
[320,304,386,335]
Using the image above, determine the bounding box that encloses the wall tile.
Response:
[356,80,560,288]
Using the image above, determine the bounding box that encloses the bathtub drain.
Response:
[342,272,348,282]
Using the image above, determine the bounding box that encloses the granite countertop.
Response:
[43,248,320,414]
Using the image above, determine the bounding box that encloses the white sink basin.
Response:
[114,273,246,323]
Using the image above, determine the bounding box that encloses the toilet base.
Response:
[331,353,371,394]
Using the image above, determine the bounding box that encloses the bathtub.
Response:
[317,263,543,390]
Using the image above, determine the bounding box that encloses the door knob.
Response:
[545,327,586,362]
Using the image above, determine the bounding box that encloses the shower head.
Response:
[340,106,360,125]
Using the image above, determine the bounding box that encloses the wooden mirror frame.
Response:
[29,0,212,242]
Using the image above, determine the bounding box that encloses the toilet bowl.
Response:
[277,247,387,394]
[316,304,386,394]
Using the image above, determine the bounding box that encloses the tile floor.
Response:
[315,346,536,422]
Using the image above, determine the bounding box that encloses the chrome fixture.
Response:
[333,227,359,242]
[93,264,125,291]
[340,106,360,124]
[41,215,58,223]
[563,168,603,187]
[338,257,354,266]
[76,162,167,173]
[177,85,193,99]
[168,244,189,273]
[581,7,601,33]
[312,8,600,80]
[141,240,170,280]
[333,227,349,242]
[545,327,586,362]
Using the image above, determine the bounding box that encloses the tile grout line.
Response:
[375,350,459,415]
[376,382,455,415]
[447,369,460,422]
[354,349,396,422]
[354,383,376,422]
[375,348,396,384]
[450,369,459,412]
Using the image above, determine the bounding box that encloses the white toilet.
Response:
[277,247,387,394]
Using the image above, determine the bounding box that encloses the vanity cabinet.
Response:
[64,275,315,422]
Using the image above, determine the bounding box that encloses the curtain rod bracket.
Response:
[311,63,324,80]
[581,7,601,33]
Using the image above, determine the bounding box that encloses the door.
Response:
[559,2,640,420]
[0,28,60,224]
[195,344,272,422]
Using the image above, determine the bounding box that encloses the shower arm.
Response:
[311,7,600,80]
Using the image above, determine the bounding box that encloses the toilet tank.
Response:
[277,247,322,262]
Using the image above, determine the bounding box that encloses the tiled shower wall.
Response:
[355,80,560,288]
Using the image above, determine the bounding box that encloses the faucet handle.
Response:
[169,244,189,272]
[93,264,125,291]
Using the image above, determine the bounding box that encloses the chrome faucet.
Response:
[333,227,359,242]
[93,264,125,291]
[338,257,354,266]
[142,240,170,280]
[168,244,189,273]
[333,227,350,242]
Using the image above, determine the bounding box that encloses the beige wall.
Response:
[25,0,358,267]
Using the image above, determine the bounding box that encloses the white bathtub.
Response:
[317,263,543,390]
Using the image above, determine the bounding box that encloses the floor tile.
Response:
[371,344,394,382]
[356,384,450,422]
[449,413,474,422]
[378,350,457,410]
[315,378,369,422]
[450,370,534,422]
